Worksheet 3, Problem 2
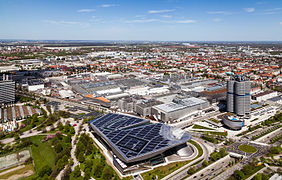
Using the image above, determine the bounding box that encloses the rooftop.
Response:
[154,97,207,113]
[89,113,191,163]
[253,90,275,98]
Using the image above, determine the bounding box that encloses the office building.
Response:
[227,75,251,116]
[0,75,15,105]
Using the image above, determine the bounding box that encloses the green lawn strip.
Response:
[189,140,203,158]
[238,144,257,153]
[209,118,220,124]
[192,124,214,130]
[141,140,203,180]
[252,125,281,140]
[192,130,227,136]
[0,163,34,179]
[270,134,282,144]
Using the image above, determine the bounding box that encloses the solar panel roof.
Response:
[90,113,191,163]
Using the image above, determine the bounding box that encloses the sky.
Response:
[0,0,282,41]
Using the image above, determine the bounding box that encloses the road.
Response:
[162,138,210,180]
[185,155,231,180]
[214,140,270,180]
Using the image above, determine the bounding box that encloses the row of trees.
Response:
[74,133,118,180]
[36,122,75,179]
[228,159,265,180]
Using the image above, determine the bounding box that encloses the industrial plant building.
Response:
[226,75,251,116]
[151,97,209,122]
[251,91,278,101]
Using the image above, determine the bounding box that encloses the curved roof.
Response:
[90,113,191,163]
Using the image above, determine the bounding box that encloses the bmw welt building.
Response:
[89,113,192,174]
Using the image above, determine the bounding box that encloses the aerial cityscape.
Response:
[0,0,281,180]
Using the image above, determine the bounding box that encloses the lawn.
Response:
[29,136,56,172]
[209,118,220,124]
[239,144,257,153]
[192,130,228,136]
[141,140,203,180]
[192,124,214,130]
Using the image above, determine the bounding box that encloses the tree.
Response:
[38,165,52,177]
[253,173,262,180]
[58,122,64,131]
[85,159,93,170]
[262,173,269,180]
[73,166,81,177]
[242,165,253,176]
[219,148,227,157]
[202,160,209,167]
[78,152,85,163]
[187,167,196,175]
[84,168,91,179]
[55,143,63,153]
[92,161,104,178]
[57,158,65,171]
[234,170,245,180]
[270,146,281,154]
[61,165,71,180]
[14,133,20,141]
[102,166,113,180]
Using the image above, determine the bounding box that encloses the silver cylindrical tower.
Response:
[227,80,234,112]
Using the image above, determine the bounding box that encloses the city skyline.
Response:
[1,0,282,41]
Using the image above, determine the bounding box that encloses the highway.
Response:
[185,155,231,180]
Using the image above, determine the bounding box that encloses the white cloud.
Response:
[207,11,231,15]
[44,20,80,25]
[43,20,91,28]
[244,8,255,13]
[160,15,172,18]
[148,9,175,14]
[124,18,196,24]
[263,8,282,14]
[256,1,266,5]
[125,19,159,23]
[265,8,282,11]
[280,22,282,25]
[77,9,95,13]
[100,4,119,8]
[175,19,196,23]
[212,18,222,22]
